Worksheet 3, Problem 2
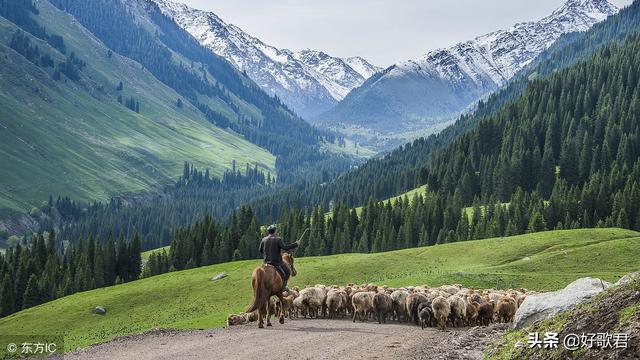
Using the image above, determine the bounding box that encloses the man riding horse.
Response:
[247,224,300,328]
[259,224,299,292]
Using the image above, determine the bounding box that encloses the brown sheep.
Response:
[339,290,350,317]
[470,293,484,304]
[326,289,346,319]
[299,287,324,318]
[431,296,450,331]
[477,301,495,326]
[466,301,479,326]
[226,313,247,326]
[406,293,429,325]
[390,289,410,322]
[292,296,306,318]
[278,294,295,319]
[497,298,516,323]
[373,293,394,324]
[352,291,375,322]
[447,295,467,327]
[266,297,280,326]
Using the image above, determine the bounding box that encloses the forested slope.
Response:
[0,0,275,213]
[168,12,640,263]
[246,0,640,221]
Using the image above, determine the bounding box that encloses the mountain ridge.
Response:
[152,0,382,118]
[317,0,618,148]
[0,0,276,213]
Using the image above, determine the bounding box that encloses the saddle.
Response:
[264,262,289,281]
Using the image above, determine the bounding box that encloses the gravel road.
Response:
[61,320,508,360]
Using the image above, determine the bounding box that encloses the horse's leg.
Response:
[276,293,285,324]
[266,307,272,326]
[258,305,265,328]
[266,301,273,327]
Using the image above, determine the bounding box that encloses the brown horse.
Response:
[246,252,297,328]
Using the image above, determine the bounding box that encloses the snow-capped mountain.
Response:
[400,0,616,89]
[152,0,381,118]
[318,0,618,142]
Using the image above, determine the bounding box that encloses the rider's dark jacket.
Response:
[259,235,298,265]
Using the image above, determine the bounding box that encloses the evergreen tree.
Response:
[129,233,142,281]
[528,211,548,233]
[0,273,15,316]
[22,274,40,310]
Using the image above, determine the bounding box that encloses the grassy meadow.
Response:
[0,228,639,352]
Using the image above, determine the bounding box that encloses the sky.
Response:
[178,0,633,66]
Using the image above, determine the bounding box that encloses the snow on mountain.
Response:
[152,0,381,118]
[318,0,618,147]
[344,56,381,79]
[392,0,617,89]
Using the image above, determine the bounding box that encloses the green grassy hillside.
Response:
[1,228,638,352]
[0,2,275,213]
[326,184,428,219]
[141,246,169,260]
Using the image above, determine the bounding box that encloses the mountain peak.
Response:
[152,0,381,118]
[404,0,619,85]
[553,0,617,20]
[318,0,619,145]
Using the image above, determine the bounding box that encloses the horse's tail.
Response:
[246,267,269,313]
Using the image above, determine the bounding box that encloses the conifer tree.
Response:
[0,273,15,316]
[22,274,40,310]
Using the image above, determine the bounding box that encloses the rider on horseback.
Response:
[259,224,299,292]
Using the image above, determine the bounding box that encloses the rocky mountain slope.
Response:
[318,0,619,146]
[153,0,381,118]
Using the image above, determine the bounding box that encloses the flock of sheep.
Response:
[229,283,534,330]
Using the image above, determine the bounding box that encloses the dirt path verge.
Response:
[60,320,508,360]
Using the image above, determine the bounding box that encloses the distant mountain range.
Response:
[153,0,382,118]
[315,0,619,148]
[0,0,333,214]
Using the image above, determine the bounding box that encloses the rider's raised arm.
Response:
[279,237,298,251]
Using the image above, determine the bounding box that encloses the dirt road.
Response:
[62,320,508,360]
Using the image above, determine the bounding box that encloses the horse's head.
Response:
[283,252,297,277]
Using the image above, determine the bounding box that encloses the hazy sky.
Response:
[178,0,633,66]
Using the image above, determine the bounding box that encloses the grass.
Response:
[0,3,275,212]
[141,246,169,260]
[326,185,429,218]
[619,303,640,325]
[1,228,639,352]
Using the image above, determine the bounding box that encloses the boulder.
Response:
[210,272,227,281]
[513,277,610,329]
[94,306,107,315]
[615,271,640,286]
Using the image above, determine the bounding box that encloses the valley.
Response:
[1,1,640,359]
[0,1,276,213]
